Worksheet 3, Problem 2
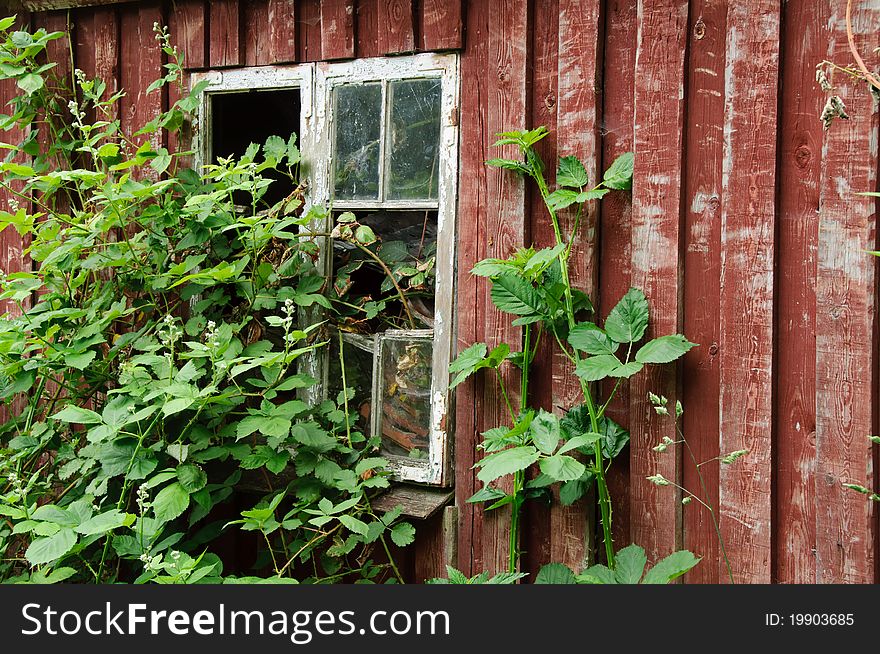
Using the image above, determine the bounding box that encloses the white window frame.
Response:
[189,54,459,486]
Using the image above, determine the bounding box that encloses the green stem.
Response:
[528,151,615,568]
[338,330,353,447]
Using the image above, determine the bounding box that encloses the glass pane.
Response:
[333,83,382,200]
[377,333,432,459]
[387,79,442,201]
[330,210,438,333]
[328,333,378,438]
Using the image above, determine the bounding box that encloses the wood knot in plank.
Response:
[794,145,812,169]
[708,342,719,356]
[693,18,706,40]
[544,92,556,111]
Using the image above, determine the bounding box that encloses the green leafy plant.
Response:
[535,544,700,585]
[0,19,414,584]
[451,128,696,573]
[426,565,527,585]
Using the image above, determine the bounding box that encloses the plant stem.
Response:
[528,151,615,568]
[679,429,735,583]
[338,330,352,447]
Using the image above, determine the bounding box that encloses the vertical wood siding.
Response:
[3,0,879,583]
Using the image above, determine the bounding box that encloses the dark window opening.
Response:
[210,88,301,207]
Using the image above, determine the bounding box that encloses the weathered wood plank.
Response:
[320,0,355,60]
[208,0,241,67]
[452,0,488,577]
[551,0,603,571]
[629,0,688,565]
[377,0,414,55]
[478,0,529,576]
[413,506,458,582]
[774,0,828,585]
[679,0,726,584]
[268,0,297,63]
[814,0,879,585]
[296,0,321,62]
[599,0,636,550]
[354,0,378,58]
[243,0,270,67]
[717,0,780,584]
[522,0,559,576]
[169,0,206,69]
[119,2,164,154]
[420,0,461,51]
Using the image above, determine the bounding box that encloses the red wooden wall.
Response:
[3,0,879,583]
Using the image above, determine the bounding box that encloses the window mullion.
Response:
[378,78,390,203]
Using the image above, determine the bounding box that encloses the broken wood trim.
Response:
[3,0,130,11]
[369,484,455,520]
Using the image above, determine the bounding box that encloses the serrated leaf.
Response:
[575,355,642,381]
[486,158,528,174]
[604,287,649,344]
[390,522,416,547]
[559,473,594,506]
[153,482,190,523]
[490,273,543,316]
[546,188,580,212]
[568,323,618,355]
[25,528,76,565]
[65,350,96,370]
[642,550,700,584]
[51,405,102,425]
[176,464,207,493]
[475,446,540,484]
[557,433,601,454]
[75,510,131,536]
[577,564,617,584]
[635,334,697,364]
[557,156,588,188]
[338,514,369,536]
[535,562,577,584]
[539,454,586,482]
[613,544,648,584]
[467,486,507,504]
[530,410,561,454]
[603,151,634,190]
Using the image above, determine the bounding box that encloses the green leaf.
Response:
[390,522,416,547]
[613,544,648,584]
[535,562,577,584]
[490,273,543,316]
[546,188,580,212]
[530,410,561,454]
[642,550,700,584]
[17,73,44,96]
[263,135,287,161]
[162,397,194,416]
[523,244,566,275]
[559,473,594,506]
[575,354,642,381]
[448,343,488,388]
[75,510,131,536]
[599,416,630,459]
[635,334,697,364]
[153,482,190,523]
[475,446,540,484]
[486,158,528,174]
[557,433,601,454]
[467,486,507,504]
[556,156,588,188]
[604,287,649,344]
[65,350,97,370]
[338,514,369,536]
[577,564,617,584]
[539,455,586,482]
[176,464,207,493]
[25,528,77,565]
[603,151,634,190]
[51,405,102,425]
[568,323,618,355]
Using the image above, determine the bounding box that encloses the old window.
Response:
[192,55,458,486]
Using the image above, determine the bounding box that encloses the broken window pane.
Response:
[327,332,378,438]
[330,210,437,333]
[387,79,442,201]
[333,83,382,201]
[376,332,433,459]
[210,88,301,207]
